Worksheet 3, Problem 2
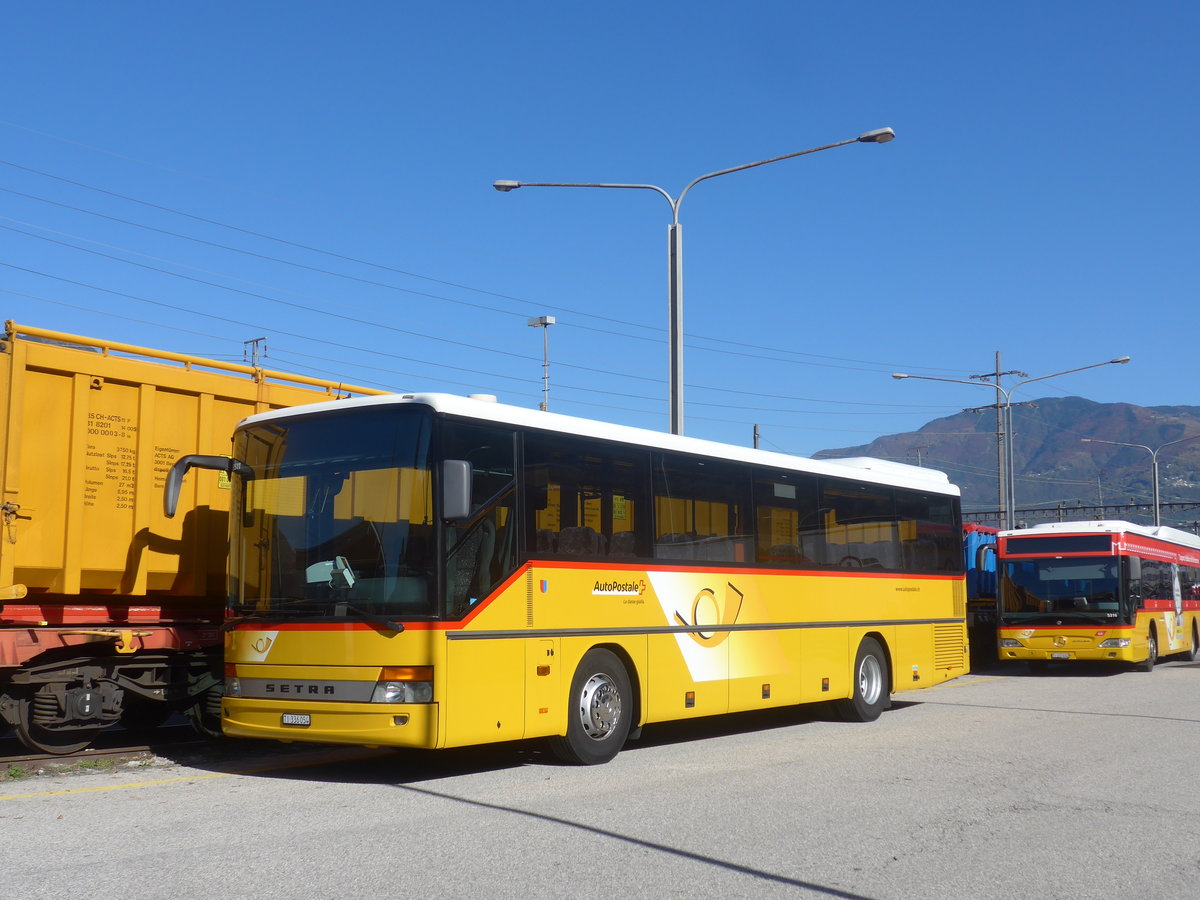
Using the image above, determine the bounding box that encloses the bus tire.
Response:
[1138,628,1157,673]
[1188,623,1200,663]
[837,637,889,723]
[549,649,632,765]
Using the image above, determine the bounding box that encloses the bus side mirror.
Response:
[442,460,472,521]
[164,455,253,518]
[975,542,995,571]
[1127,557,1141,580]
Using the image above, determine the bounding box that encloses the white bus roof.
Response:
[240,392,959,496]
[1000,520,1200,551]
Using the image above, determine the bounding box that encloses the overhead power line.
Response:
[0,157,970,377]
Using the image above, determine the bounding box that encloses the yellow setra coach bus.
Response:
[166,393,969,764]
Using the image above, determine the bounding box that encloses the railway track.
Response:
[1,724,206,772]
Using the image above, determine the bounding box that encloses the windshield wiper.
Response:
[333,601,404,633]
[225,599,404,633]
[223,604,318,629]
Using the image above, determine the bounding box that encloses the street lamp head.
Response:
[493,180,521,192]
[891,373,910,380]
[1111,356,1131,364]
[857,127,896,144]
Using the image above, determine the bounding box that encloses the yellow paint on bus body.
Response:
[223,562,967,750]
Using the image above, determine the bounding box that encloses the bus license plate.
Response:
[281,713,311,727]
[1051,652,1070,659]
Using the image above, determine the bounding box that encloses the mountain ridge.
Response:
[812,398,1200,528]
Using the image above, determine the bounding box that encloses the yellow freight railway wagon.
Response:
[0,322,384,753]
[169,392,970,764]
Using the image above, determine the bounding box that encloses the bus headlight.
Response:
[999,639,1022,648]
[223,663,242,697]
[371,666,434,703]
[1098,638,1131,648]
[372,682,433,703]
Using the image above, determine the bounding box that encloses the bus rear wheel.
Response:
[837,637,890,722]
[550,649,632,765]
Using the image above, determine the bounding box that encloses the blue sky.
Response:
[3,1,1195,458]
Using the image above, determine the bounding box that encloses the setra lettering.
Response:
[265,683,336,695]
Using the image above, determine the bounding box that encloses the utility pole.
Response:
[243,337,267,368]
[970,352,1025,529]
[527,316,556,411]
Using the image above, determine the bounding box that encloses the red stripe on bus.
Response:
[231,561,963,633]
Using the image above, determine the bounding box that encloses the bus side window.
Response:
[752,469,820,567]
[653,452,750,563]
[440,422,517,616]
[819,478,900,571]
[894,490,961,573]
[1126,556,1143,606]
[523,434,650,561]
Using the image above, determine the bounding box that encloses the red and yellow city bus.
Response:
[166,393,969,764]
[996,520,1200,671]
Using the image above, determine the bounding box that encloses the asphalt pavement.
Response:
[3,659,1198,899]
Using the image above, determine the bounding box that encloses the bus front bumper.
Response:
[222,698,439,748]
[997,637,1134,663]
[999,647,1130,662]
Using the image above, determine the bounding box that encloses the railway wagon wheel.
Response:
[11,691,105,755]
[186,684,224,739]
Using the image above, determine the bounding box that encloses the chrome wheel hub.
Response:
[578,673,621,741]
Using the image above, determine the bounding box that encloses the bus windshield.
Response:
[230,406,437,620]
[999,557,1123,624]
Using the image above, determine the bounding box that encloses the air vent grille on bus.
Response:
[952,581,966,619]
[933,624,964,669]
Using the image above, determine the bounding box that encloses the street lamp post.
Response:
[527,316,556,411]
[1081,433,1200,526]
[494,127,896,435]
[893,357,1130,528]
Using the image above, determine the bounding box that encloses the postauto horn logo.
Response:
[674,582,744,648]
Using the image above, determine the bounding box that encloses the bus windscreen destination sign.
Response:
[1004,535,1113,555]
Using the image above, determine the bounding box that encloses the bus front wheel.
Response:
[837,637,890,722]
[550,649,632,765]
[1138,629,1157,673]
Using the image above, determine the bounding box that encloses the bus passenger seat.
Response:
[768,545,803,564]
[655,533,696,560]
[608,531,637,558]
[558,526,605,557]
[536,529,558,553]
